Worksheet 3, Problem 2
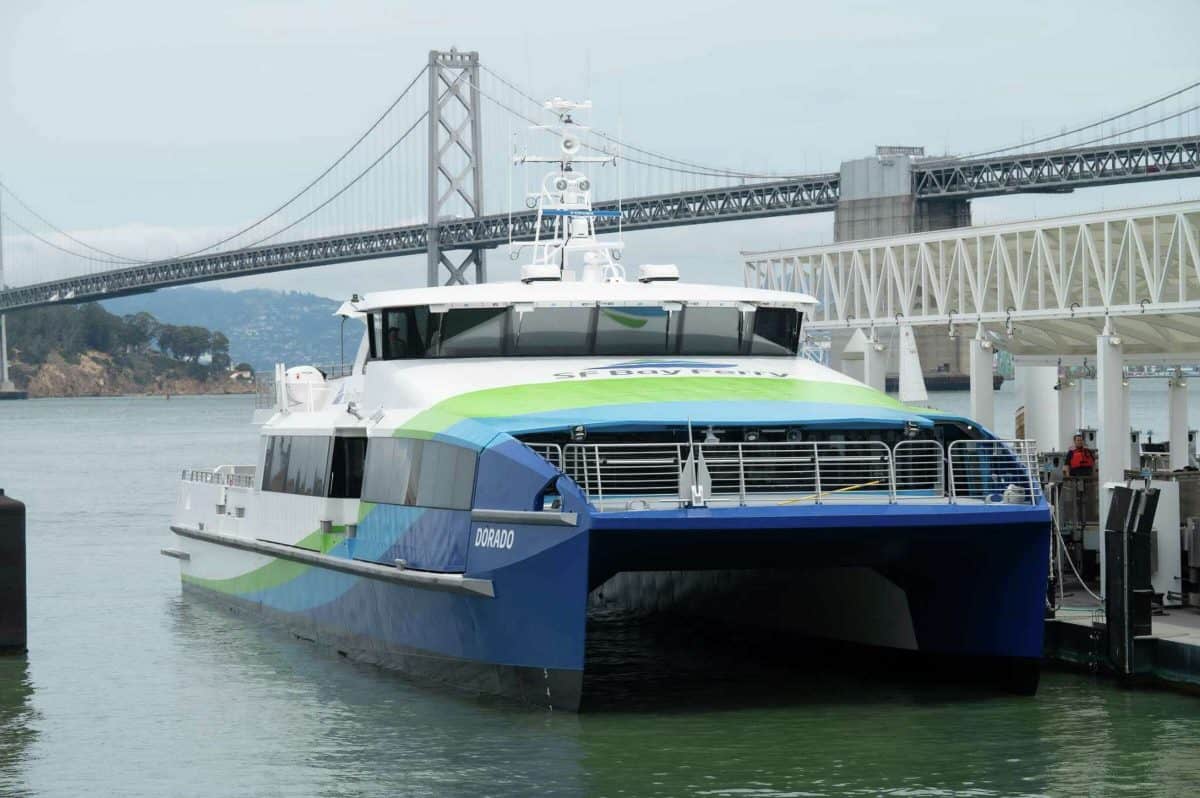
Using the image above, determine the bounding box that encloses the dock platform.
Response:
[1045,600,1200,693]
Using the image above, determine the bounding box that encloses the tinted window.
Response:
[513,308,592,355]
[679,307,743,355]
[366,303,800,359]
[330,437,367,499]
[594,306,673,355]
[362,438,476,510]
[438,308,508,358]
[262,436,286,492]
[260,435,331,497]
[366,313,379,359]
[383,306,433,359]
[750,308,801,356]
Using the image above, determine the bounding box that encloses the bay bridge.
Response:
[1,49,1198,314]
[0,49,1199,397]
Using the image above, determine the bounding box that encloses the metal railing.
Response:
[948,439,1040,504]
[181,468,256,489]
[535,438,1037,511]
[525,443,562,470]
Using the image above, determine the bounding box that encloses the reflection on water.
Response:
[0,394,1197,797]
[0,657,34,798]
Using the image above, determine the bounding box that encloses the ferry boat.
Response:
[166,100,1052,710]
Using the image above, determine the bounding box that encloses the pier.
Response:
[747,197,1200,689]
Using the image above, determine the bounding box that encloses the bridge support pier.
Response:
[831,149,974,390]
[0,315,22,400]
[0,316,9,389]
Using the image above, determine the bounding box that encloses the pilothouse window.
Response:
[678,307,742,356]
[594,306,672,355]
[368,304,802,359]
[382,307,433,359]
[439,308,509,358]
[750,307,802,355]
[513,307,592,355]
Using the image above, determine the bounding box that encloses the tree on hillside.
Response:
[210,332,231,371]
[80,303,123,352]
[120,312,160,353]
[179,326,213,361]
[158,325,212,362]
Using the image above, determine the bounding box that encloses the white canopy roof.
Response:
[337,280,818,316]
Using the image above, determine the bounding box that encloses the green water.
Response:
[1,394,1198,797]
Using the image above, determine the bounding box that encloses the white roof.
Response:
[340,279,818,315]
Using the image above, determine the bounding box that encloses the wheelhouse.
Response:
[360,297,806,361]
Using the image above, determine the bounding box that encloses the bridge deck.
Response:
[2,136,1197,312]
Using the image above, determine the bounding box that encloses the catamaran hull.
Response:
[171,500,1049,709]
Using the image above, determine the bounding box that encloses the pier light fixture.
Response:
[744,428,761,443]
[786,428,803,442]
[571,425,588,442]
[904,420,920,439]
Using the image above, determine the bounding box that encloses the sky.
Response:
[1,0,1199,299]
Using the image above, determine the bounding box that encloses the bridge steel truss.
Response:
[1,136,1198,312]
[914,135,1200,198]
[743,200,1200,357]
[0,176,839,312]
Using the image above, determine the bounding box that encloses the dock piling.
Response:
[0,488,26,655]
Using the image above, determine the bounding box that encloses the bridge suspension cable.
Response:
[236,112,428,249]
[933,77,1200,162]
[0,180,146,264]
[0,63,432,282]
[161,64,430,259]
[479,64,807,180]
[0,211,143,266]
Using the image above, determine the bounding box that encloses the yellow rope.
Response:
[778,479,884,505]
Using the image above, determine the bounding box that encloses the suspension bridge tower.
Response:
[426,49,487,287]
[0,188,22,399]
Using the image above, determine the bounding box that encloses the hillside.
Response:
[103,287,350,371]
[3,303,251,398]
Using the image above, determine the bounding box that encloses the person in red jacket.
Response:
[1064,433,1096,530]
[1065,434,1097,476]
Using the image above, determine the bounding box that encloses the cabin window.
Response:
[260,435,332,497]
[438,308,509,358]
[749,308,802,356]
[369,304,802,359]
[513,307,592,355]
[382,306,433,359]
[366,314,379,359]
[361,437,477,510]
[329,437,367,499]
[678,307,743,355]
[593,306,673,355]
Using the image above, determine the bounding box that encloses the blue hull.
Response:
[182,497,1051,709]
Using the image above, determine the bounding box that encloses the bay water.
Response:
[1,387,1199,797]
